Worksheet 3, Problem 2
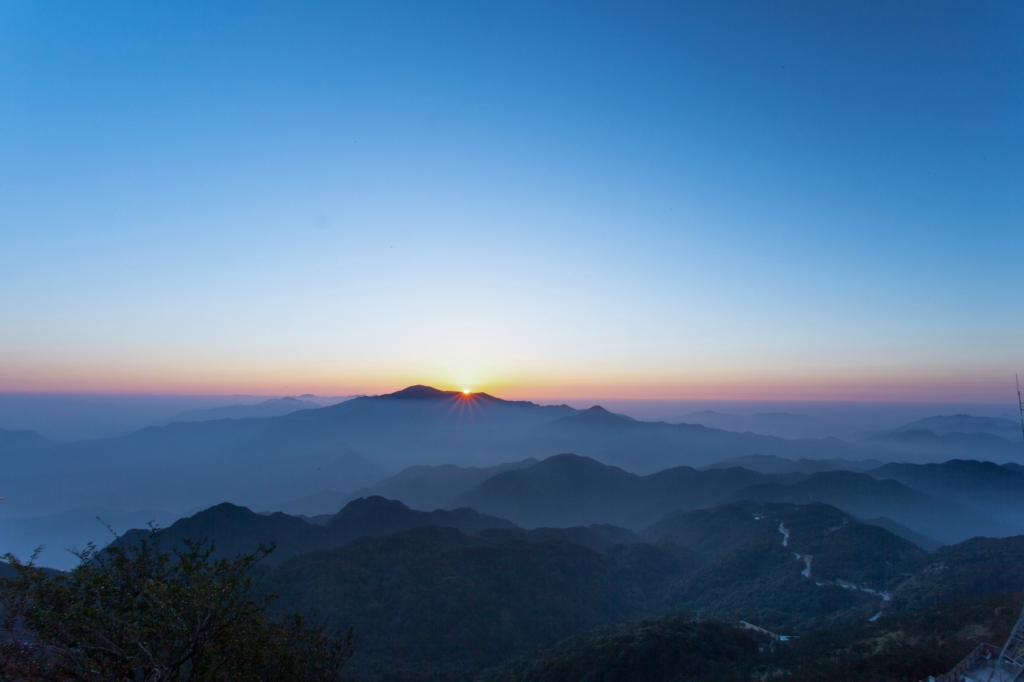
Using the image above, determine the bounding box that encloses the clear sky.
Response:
[1,2,1021,401]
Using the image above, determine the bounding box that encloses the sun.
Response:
[462,389,472,395]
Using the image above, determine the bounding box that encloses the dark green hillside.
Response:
[117,503,330,566]
[478,594,1024,682]
[454,454,646,528]
[892,535,1024,611]
[326,496,517,543]
[649,502,926,632]
[477,617,765,682]
[265,526,698,681]
[779,592,1024,682]
[780,503,928,586]
[642,502,770,559]
[475,524,646,553]
[116,496,516,566]
[645,502,927,585]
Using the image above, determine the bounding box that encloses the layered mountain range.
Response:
[2,386,1022,568]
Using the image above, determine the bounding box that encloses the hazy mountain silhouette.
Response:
[530,411,857,474]
[893,414,1022,439]
[870,460,1024,526]
[733,470,1003,544]
[6,386,1024,532]
[861,428,1020,462]
[0,427,50,452]
[862,516,944,552]
[674,410,839,439]
[167,396,322,423]
[452,454,1016,545]
[0,507,178,570]
[341,458,539,511]
[453,454,794,529]
[703,454,882,475]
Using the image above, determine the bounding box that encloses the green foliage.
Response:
[478,593,1024,682]
[893,536,1024,612]
[777,592,1024,682]
[652,502,928,633]
[0,532,353,682]
[477,617,767,682]
[265,525,698,681]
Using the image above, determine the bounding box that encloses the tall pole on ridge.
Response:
[1018,374,1024,454]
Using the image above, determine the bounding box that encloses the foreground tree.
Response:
[0,533,353,682]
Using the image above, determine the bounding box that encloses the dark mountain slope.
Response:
[477,617,764,682]
[868,459,1024,535]
[892,535,1024,611]
[325,495,516,543]
[265,524,699,681]
[733,470,1002,544]
[474,524,648,553]
[641,502,769,560]
[116,496,515,566]
[118,503,328,566]
[481,593,1024,682]
[646,502,928,586]
[454,454,798,529]
[455,454,645,528]
[656,502,928,632]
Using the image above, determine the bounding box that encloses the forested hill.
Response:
[116,496,516,566]
[93,493,1024,681]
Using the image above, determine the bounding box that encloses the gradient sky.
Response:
[1,2,1021,401]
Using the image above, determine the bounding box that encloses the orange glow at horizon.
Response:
[0,370,1017,404]
[0,349,1018,403]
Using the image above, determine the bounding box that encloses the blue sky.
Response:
[1,2,1021,399]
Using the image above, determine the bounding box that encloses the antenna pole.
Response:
[1018,374,1024,451]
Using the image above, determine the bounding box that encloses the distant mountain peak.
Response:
[381,385,460,400]
[550,406,637,428]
